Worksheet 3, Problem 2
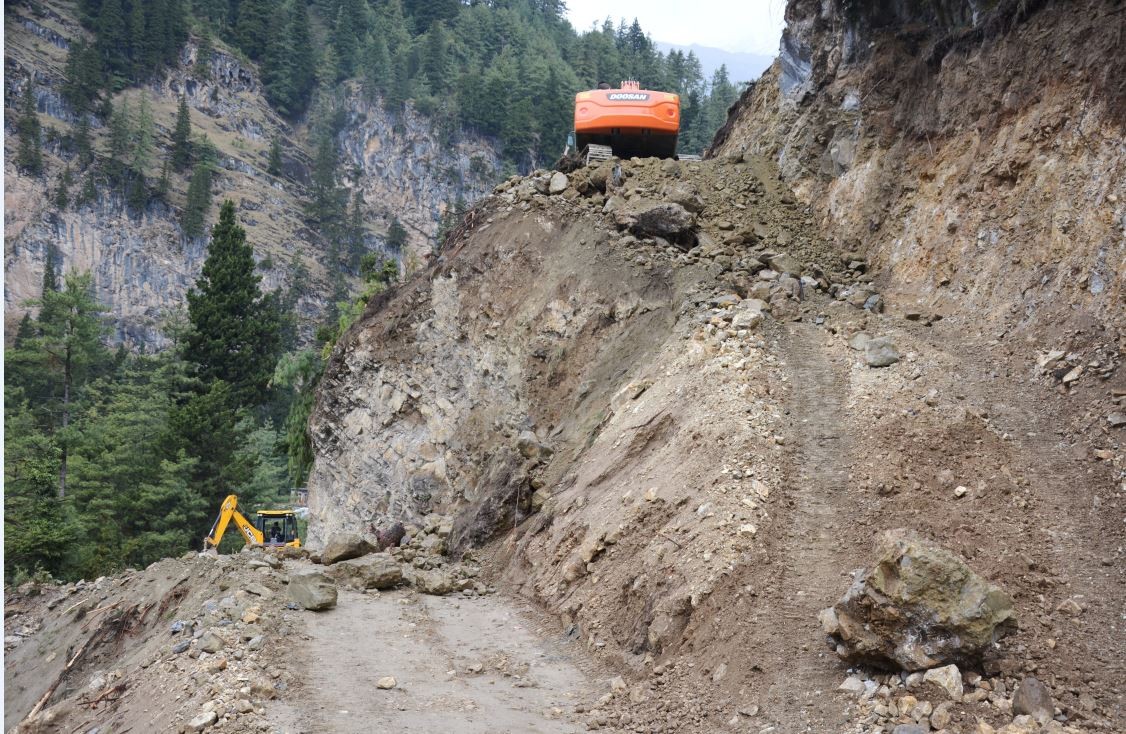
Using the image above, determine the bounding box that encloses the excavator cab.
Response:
[255,510,300,547]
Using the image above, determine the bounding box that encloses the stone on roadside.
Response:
[198,631,224,654]
[1107,412,1126,428]
[864,337,901,367]
[376,676,397,689]
[235,699,254,714]
[848,332,871,351]
[930,700,954,729]
[321,532,375,565]
[325,554,403,590]
[821,529,1016,671]
[923,664,964,700]
[1012,676,1054,724]
[838,675,866,696]
[409,568,456,596]
[286,569,338,611]
[548,172,569,195]
[891,725,928,734]
[188,711,218,731]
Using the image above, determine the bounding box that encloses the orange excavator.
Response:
[571,80,687,164]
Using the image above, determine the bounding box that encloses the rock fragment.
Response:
[187,711,218,731]
[1012,676,1054,724]
[326,554,403,590]
[548,172,569,195]
[376,676,397,689]
[864,337,901,367]
[821,529,1015,670]
[321,532,375,565]
[922,664,963,700]
[629,203,698,249]
[286,569,338,610]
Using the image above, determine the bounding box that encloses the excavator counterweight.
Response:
[573,80,681,162]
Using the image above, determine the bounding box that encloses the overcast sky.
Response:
[565,0,787,55]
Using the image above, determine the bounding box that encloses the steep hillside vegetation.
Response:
[4,0,501,347]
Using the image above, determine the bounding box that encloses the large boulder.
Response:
[819,529,1015,671]
[629,203,698,249]
[321,532,375,565]
[286,570,338,611]
[325,554,403,590]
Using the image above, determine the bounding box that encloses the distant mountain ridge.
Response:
[656,41,774,85]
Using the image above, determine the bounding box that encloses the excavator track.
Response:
[583,144,614,165]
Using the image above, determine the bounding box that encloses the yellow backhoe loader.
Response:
[202,494,301,551]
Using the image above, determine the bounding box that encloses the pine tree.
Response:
[156,158,171,201]
[185,200,281,408]
[62,39,103,115]
[386,217,408,250]
[17,81,43,176]
[194,30,213,79]
[97,0,129,85]
[171,94,193,170]
[288,0,315,110]
[74,114,94,168]
[182,137,216,237]
[307,131,344,226]
[106,97,131,184]
[55,165,74,209]
[236,0,270,59]
[128,0,147,78]
[132,92,155,175]
[267,136,283,176]
[361,32,390,100]
[26,271,109,498]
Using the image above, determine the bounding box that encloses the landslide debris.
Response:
[305,135,1123,732]
[820,529,1017,671]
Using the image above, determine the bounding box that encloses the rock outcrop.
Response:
[820,529,1016,671]
[710,0,1126,341]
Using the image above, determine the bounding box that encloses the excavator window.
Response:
[255,514,298,545]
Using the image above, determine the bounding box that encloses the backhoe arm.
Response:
[203,494,263,549]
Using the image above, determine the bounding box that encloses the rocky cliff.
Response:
[4,0,500,347]
[304,1,1124,731]
[710,0,1125,343]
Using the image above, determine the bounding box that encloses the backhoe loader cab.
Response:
[255,510,300,546]
[203,494,301,551]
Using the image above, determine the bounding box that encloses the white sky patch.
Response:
[565,0,787,56]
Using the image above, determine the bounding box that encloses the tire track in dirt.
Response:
[268,587,597,734]
[751,322,858,732]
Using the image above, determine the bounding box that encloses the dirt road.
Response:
[269,588,598,734]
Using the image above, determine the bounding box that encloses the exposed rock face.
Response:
[711,0,1126,340]
[820,529,1016,671]
[286,570,337,611]
[320,532,375,565]
[4,3,501,347]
